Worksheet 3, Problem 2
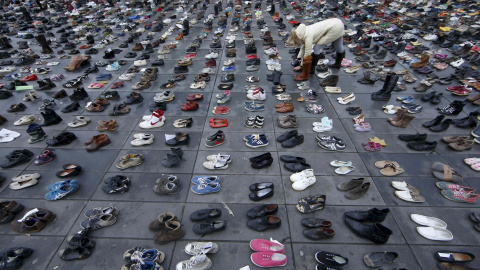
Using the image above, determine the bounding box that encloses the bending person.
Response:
[288,18,345,81]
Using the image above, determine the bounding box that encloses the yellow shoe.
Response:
[439,26,451,32]
[410,41,423,46]
[297,95,305,102]
[372,21,381,25]
[369,137,387,146]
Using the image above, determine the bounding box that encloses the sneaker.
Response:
[292,174,316,191]
[184,242,219,256]
[176,254,212,270]
[246,134,269,148]
[205,133,225,147]
[191,182,222,194]
[131,133,154,146]
[203,159,229,170]
[139,110,165,129]
[44,179,79,200]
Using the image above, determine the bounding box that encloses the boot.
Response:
[310,53,323,74]
[0,37,13,50]
[170,147,183,159]
[41,108,62,126]
[345,182,370,200]
[294,55,313,81]
[328,51,345,69]
[35,35,53,54]
[153,220,185,244]
[63,55,83,71]
[423,115,445,128]
[27,123,47,143]
[148,212,178,231]
[344,208,390,223]
[391,114,415,128]
[388,109,406,123]
[162,154,181,167]
[273,70,283,85]
[371,73,399,101]
[345,217,393,244]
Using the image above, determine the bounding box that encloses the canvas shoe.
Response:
[203,159,229,170]
[139,110,165,129]
[44,179,79,200]
[176,254,212,270]
[191,182,221,194]
[184,242,219,256]
[251,252,287,268]
[247,89,266,100]
[205,51,219,59]
[206,154,231,164]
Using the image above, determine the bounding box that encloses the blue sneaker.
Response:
[245,101,265,112]
[96,73,112,80]
[191,176,219,185]
[45,179,79,200]
[471,124,480,138]
[117,33,125,36]
[191,182,221,194]
[222,66,235,72]
[246,134,269,148]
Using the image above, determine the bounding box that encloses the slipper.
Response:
[431,162,463,182]
[329,160,352,167]
[391,181,420,195]
[411,214,447,228]
[88,83,104,89]
[12,173,41,182]
[374,160,400,168]
[435,251,475,262]
[9,178,39,190]
[416,226,453,241]
[380,163,405,176]
[395,190,425,203]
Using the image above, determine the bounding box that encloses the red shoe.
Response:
[181,101,199,111]
[441,190,480,203]
[212,106,230,115]
[288,20,299,24]
[447,85,468,91]
[155,8,162,11]
[185,54,197,59]
[23,74,38,81]
[210,118,228,128]
[247,54,258,59]
[79,45,92,49]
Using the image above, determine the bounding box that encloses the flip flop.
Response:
[374,160,400,168]
[431,162,463,182]
[411,214,447,228]
[391,181,420,195]
[416,227,453,241]
[380,163,405,176]
[395,191,425,203]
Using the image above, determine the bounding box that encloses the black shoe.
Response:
[423,115,445,128]
[279,155,306,163]
[398,133,427,142]
[249,152,272,163]
[103,91,119,100]
[344,217,392,244]
[190,209,222,222]
[281,135,304,148]
[421,91,437,101]
[251,157,273,169]
[124,92,143,104]
[455,116,477,128]
[246,204,278,219]
[221,74,235,82]
[0,149,33,169]
[315,251,348,267]
[276,129,298,143]
[174,66,188,74]
[249,187,274,201]
[407,140,438,151]
[438,100,466,115]
[46,132,77,146]
[247,215,281,231]
[61,101,80,113]
[193,220,226,235]
[429,119,453,132]
[301,218,332,228]
[344,208,390,223]
[284,162,311,172]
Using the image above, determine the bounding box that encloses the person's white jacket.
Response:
[295,18,345,58]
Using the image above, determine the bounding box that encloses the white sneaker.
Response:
[202,68,215,74]
[184,242,219,256]
[119,73,135,80]
[13,115,37,126]
[176,254,212,270]
[205,52,219,59]
[247,89,266,100]
[223,59,235,66]
[134,60,147,66]
[131,133,154,146]
[450,58,464,68]
[139,111,165,129]
[203,159,229,170]
[206,154,231,163]
[292,175,316,191]
[290,169,314,182]
[317,69,332,79]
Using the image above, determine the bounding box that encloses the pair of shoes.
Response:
[122,246,165,269]
[116,154,144,170]
[139,110,165,129]
[344,208,392,244]
[149,212,185,244]
[190,208,226,235]
[202,153,229,171]
[59,227,96,261]
[249,152,273,169]
[154,175,180,195]
[250,239,287,267]
[176,242,219,270]
[302,218,334,240]
[0,149,33,168]
[45,179,79,200]
[162,148,183,168]
[246,134,269,148]
[46,132,76,146]
[102,175,131,194]
[85,134,111,152]
[277,129,304,148]
[337,177,370,199]
[280,155,311,172]
[0,201,24,224]
[11,208,55,233]
[247,204,281,231]
[33,149,55,166]
[0,247,33,268]
[290,169,316,191]
[80,206,119,230]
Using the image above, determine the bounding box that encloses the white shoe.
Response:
[119,73,135,80]
[139,111,165,129]
[317,69,332,79]
[184,242,219,256]
[134,60,147,66]
[313,124,333,133]
[205,52,219,59]
[247,90,266,100]
[131,133,154,146]
[290,169,314,182]
[203,160,229,170]
[176,254,212,270]
[14,115,37,126]
[67,116,91,128]
[0,128,21,143]
[292,175,316,191]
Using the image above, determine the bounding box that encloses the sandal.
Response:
[363,141,382,152]
[296,195,326,214]
[431,162,463,182]
[88,83,104,89]
[50,74,65,81]
[380,163,405,176]
[23,91,39,101]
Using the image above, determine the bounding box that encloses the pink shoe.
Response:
[251,252,287,268]
[250,239,285,253]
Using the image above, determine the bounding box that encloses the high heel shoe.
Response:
[175,33,184,40]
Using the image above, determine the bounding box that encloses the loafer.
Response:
[247,204,278,219]
[190,208,222,222]
[247,215,281,231]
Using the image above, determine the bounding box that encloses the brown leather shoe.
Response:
[438,262,478,270]
[93,98,110,105]
[149,212,178,231]
[382,59,397,67]
[11,218,46,233]
[132,43,144,51]
[449,140,474,151]
[153,220,185,244]
[85,134,111,151]
[410,54,429,68]
[97,119,118,131]
[276,103,294,113]
[85,102,104,112]
[84,134,107,145]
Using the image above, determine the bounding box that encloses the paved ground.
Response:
[0,1,480,270]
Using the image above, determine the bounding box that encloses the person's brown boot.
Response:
[63,55,82,71]
[391,114,415,128]
[388,109,406,123]
[153,220,184,244]
[132,43,144,51]
[410,54,429,68]
[294,55,313,81]
[149,212,178,231]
